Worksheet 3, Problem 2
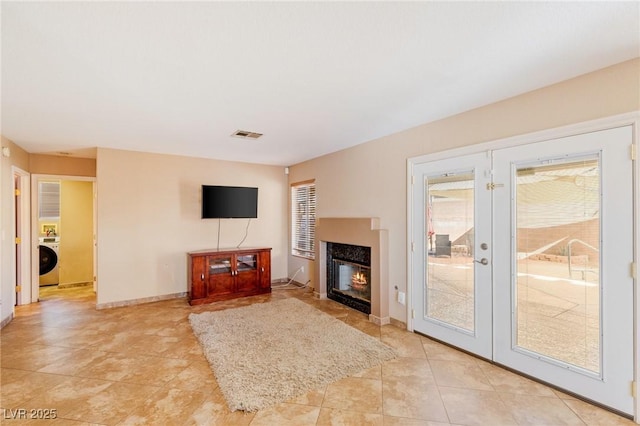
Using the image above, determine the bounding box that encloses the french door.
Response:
[411,125,634,414]
[411,152,493,359]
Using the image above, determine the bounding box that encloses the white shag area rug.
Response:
[188,298,397,412]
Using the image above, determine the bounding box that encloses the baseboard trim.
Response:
[389,317,406,330]
[1,313,14,329]
[369,314,391,326]
[313,291,327,300]
[96,292,187,310]
[58,281,92,289]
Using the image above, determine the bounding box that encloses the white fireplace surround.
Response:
[314,217,389,325]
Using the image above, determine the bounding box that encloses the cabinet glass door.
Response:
[237,254,257,272]
[209,256,232,275]
[236,254,258,291]
[208,255,235,295]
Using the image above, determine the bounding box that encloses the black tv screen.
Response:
[201,185,258,219]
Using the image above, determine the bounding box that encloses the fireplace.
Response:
[327,243,371,314]
[314,217,389,325]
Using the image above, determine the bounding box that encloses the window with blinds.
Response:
[39,181,61,219]
[291,180,316,259]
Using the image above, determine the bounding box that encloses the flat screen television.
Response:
[201,185,258,219]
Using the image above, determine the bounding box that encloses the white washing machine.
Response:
[39,236,60,286]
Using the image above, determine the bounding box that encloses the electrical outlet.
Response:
[301,266,304,273]
[398,291,406,305]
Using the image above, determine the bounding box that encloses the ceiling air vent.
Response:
[231,130,263,139]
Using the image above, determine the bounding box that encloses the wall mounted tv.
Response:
[201,185,258,219]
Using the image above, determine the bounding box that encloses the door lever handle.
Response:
[475,258,489,265]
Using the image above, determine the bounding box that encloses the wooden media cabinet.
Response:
[187,247,271,305]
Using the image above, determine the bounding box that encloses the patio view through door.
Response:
[411,125,634,415]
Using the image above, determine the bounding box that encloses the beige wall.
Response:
[30,154,96,177]
[2,59,638,322]
[96,148,288,305]
[289,58,640,322]
[0,137,30,324]
[60,180,94,286]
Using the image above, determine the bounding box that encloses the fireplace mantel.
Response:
[314,217,389,325]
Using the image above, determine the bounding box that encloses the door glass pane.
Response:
[515,156,600,373]
[425,171,475,332]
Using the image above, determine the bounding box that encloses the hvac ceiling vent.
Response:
[231,130,263,139]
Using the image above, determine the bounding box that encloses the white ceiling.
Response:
[2,2,639,166]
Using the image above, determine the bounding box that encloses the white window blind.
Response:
[291,181,316,259]
[39,181,60,219]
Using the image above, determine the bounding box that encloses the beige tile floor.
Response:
[0,285,635,425]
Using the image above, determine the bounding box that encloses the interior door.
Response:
[14,174,21,305]
[412,152,493,359]
[492,125,634,414]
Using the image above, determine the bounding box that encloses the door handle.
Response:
[475,258,489,265]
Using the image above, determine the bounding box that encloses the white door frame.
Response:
[31,174,97,302]
[407,111,640,421]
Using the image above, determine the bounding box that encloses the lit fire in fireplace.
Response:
[351,272,368,291]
